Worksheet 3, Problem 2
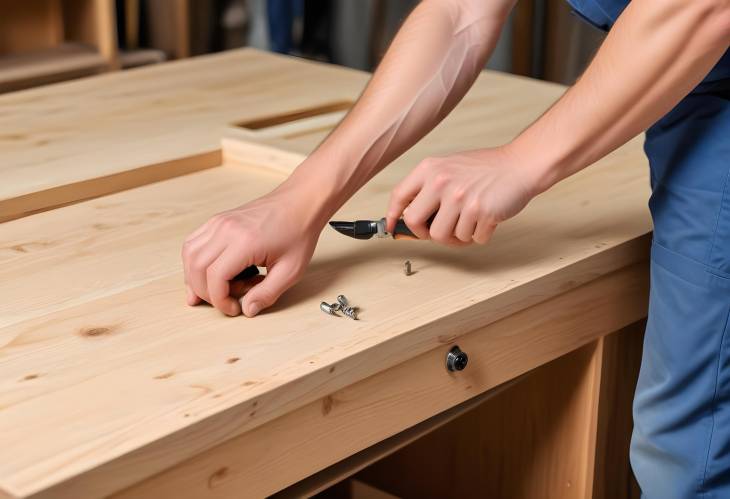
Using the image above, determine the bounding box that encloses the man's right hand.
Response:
[182,186,324,317]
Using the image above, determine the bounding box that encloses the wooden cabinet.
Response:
[0,0,117,92]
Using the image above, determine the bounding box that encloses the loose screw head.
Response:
[446,346,468,372]
[320,302,338,316]
[337,295,349,307]
[404,260,412,276]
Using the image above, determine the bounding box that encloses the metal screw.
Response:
[320,302,339,316]
[404,260,412,276]
[337,295,349,307]
[342,306,358,320]
[446,346,468,372]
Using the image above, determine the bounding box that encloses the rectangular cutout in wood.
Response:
[235,101,353,130]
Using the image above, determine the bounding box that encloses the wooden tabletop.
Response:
[0,49,365,222]
[0,49,652,499]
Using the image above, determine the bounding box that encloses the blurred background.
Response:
[0,0,606,94]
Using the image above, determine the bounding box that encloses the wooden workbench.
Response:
[0,49,650,499]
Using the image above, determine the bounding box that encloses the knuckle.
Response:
[432,171,451,189]
[190,257,206,274]
[464,199,481,218]
[205,265,220,282]
[450,186,467,203]
[219,216,239,233]
[477,206,497,223]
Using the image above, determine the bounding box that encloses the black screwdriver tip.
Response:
[329,220,376,240]
[329,221,356,238]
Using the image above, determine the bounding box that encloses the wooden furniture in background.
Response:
[0,0,117,93]
[0,49,648,498]
[144,0,191,59]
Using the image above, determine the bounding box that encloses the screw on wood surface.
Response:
[404,260,412,276]
[320,302,338,316]
[336,295,348,307]
[342,306,358,320]
[446,345,469,372]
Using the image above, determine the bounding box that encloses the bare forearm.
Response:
[510,0,730,192]
[283,0,514,221]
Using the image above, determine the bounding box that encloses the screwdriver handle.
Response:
[233,265,260,281]
[392,214,435,240]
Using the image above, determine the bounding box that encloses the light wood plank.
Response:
[0,52,653,499]
[109,265,647,499]
[0,49,367,220]
[0,132,651,497]
[0,1,64,55]
[357,338,605,499]
[592,322,644,499]
[273,376,525,498]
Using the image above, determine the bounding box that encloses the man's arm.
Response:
[387,0,730,245]
[182,0,515,316]
[289,0,515,214]
[514,0,730,191]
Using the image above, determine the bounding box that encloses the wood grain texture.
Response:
[273,377,524,499]
[0,49,367,220]
[592,323,644,499]
[111,264,647,499]
[357,339,605,499]
[0,52,652,498]
[0,1,64,55]
[62,0,118,67]
[0,152,651,497]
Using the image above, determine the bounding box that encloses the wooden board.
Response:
[0,51,653,498]
[0,154,650,498]
[0,1,64,55]
[357,340,605,499]
[0,49,367,221]
[592,322,644,499]
[62,0,119,67]
[109,266,647,499]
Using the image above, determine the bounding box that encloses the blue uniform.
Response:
[567,1,730,497]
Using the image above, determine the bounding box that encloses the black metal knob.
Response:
[446,346,468,372]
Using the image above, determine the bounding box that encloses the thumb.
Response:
[241,259,299,317]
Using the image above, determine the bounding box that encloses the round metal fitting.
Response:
[446,346,468,372]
